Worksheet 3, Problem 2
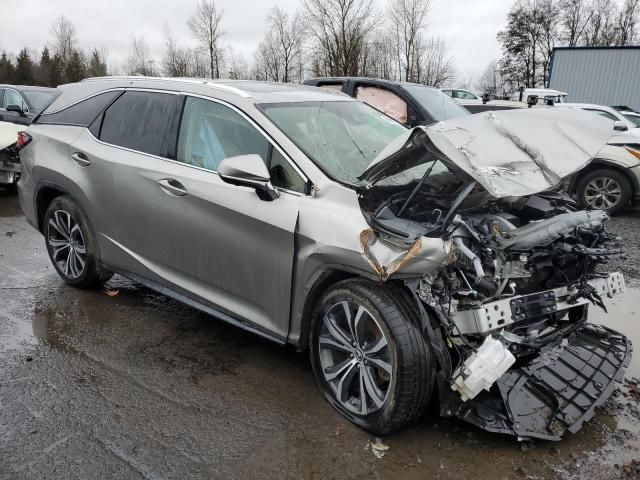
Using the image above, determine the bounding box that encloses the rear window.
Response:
[38,90,121,126]
[97,91,184,159]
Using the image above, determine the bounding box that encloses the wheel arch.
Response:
[295,268,358,351]
[568,160,638,197]
[34,181,70,233]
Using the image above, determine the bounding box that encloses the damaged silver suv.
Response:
[18,78,632,440]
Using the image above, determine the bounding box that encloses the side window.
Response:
[269,148,306,193]
[39,90,122,126]
[177,97,269,171]
[441,89,453,97]
[3,89,27,111]
[356,85,408,124]
[177,97,306,193]
[99,91,183,159]
[317,83,344,92]
[584,108,618,122]
[456,90,476,100]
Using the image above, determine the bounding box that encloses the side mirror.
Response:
[6,104,26,116]
[526,95,538,108]
[482,93,490,105]
[613,120,629,132]
[218,154,280,201]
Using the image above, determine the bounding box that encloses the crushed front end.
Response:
[357,111,633,440]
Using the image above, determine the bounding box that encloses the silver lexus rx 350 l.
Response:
[18,78,632,440]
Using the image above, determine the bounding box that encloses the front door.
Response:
[72,91,305,340]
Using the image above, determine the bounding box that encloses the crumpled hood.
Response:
[0,121,25,150]
[360,108,613,198]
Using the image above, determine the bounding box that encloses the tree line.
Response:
[0,16,107,87]
[2,0,638,96]
[479,0,640,96]
[0,0,455,89]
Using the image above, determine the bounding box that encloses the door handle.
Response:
[157,178,188,197]
[71,152,91,167]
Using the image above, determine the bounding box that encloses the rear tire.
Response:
[576,169,632,215]
[310,278,434,435]
[44,196,113,288]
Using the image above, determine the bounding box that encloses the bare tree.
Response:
[50,16,77,63]
[226,49,249,79]
[560,0,592,46]
[388,0,431,82]
[302,0,379,76]
[125,36,157,76]
[420,37,455,87]
[360,33,396,79]
[254,7,304,83]
[475,59,505,96]
[188,0,225,79]
[616,0,640,45]
[162,23,192,77]
[584,0,618,46]
[536,0,561,86]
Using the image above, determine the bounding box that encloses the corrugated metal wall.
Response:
[549,47,640,111]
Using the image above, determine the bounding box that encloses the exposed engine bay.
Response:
[357,125,632,440]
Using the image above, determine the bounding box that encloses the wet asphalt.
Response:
[1,188,640,480]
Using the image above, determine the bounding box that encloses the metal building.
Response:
[549,46,640,111]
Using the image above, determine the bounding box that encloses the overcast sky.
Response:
[0,0,512,82]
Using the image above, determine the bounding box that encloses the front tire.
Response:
[576,169,632,214]
[310,279,434,435]
[44,196,112,288]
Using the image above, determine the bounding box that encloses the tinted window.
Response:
[100,91,183,159]
[39,90,120,126]
[177,97,269,171]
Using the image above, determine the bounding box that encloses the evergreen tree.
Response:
[0,53,16,84]
[34,46,52,86]
[87,49,107,77]
[49,53,64,86]
[15,48,34,85]
[64,50,86,82]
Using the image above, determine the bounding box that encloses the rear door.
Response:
[67,89,185,284]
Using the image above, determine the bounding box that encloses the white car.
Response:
[440,88,484,104]
[621,110,640,128]
[555,103,640,138]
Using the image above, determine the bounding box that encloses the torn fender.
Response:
[360,228,454,281]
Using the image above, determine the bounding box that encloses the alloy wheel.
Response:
[584,176,622,210]
[47,210,87,279]
[318,300,392,415]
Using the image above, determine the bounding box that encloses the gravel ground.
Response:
[2,189,640,480]
[604,206,640,283]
